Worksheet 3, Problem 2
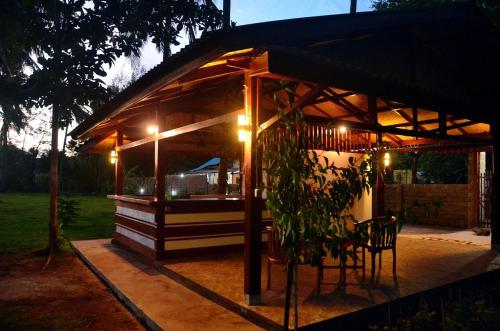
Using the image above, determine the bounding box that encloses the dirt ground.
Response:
[0,251,144,331]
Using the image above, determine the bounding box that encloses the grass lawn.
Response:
[0,193,114,252]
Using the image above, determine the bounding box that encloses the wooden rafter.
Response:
[258,85,325,134]
[322,87,369,122]
[427,120,477,134]
[303,115,490,144]
[116,109,244,152]
[382,99,426,131]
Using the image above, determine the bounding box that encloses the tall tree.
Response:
[105,0,224,61]
[0,1,40,191]
[12,0,225,256]
[372,0,500,28]
[22,0,142,255]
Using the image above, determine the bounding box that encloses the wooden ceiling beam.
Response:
[322,88,369,122]
[258,85,326,134]
[177,64,243,84]
[116,109,244,152]
[426,120,477,134]
[303,115,490,144]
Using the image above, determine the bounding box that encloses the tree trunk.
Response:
[293,264,298,330]
[0,121,7,192]
[59,125,69,193]
[48,105,60,254]
[223,0,231,28]
[283,261,293,331]
[350,0,357,14]
[162,0,172,61]
[412,152,420,184]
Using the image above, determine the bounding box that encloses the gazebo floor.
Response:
[72,226,500,330]
[161,227,500,329]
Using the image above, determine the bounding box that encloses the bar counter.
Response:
[107,195,271,259]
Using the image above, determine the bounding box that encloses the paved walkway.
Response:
[72,240,261,331]
[399,224,491,247]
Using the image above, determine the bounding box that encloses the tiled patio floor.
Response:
[162,227,500,328]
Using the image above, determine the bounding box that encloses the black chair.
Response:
[357,216,398,281]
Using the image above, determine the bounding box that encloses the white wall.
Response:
[314,151,372,222]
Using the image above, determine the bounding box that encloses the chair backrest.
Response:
[266,226,287,263]
[369,216,398,249]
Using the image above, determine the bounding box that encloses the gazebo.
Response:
[71,3,500,306]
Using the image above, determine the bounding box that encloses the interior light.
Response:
[339,126,347,133]
[180,173,185,178]
[110,150,117,164]
[238,129,248,142]
[147,125,158,134]
[139,187,145,194]
[384,153,390,167]
[171,189,177,196]
[237,114,247,126]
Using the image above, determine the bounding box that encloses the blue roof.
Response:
[190,157,220,172]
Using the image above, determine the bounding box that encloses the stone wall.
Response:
[385,184,472,228]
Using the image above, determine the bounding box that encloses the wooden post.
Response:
[368,95,385,217]
[243,74,262,305]
[491,122,500,250]
[115,127,123,196]
[439,113,447,136]
[469,152,479,228]
[217,156,228,195]
[376,133,385,217]
[154,110,166,259]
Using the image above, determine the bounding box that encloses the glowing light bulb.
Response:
[339,126,347,133]
[147,126,158,134]
[238,129,248,142]
[110,150,117,164]
[237,114,247,126]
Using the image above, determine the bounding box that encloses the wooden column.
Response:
[243,74,263,305]
[376,133,385,217]
[491,122,500,250]
[217,156,228,195]
[469,152,479,228]
[368,95,385,217]
[115,127,123,195]
[154,110,166,259]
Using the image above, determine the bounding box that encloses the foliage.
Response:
[370,295,500,331]
[390,152,468,184]
[0,193,114,252]
[57,195,80,229]
[371,0,500,30]
[263,112,375,268]
[102,0,224,59]
[388,198,442,225]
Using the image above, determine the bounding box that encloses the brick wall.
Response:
[385,184,471,228]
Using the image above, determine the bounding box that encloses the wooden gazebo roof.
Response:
[71,3,500,155]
